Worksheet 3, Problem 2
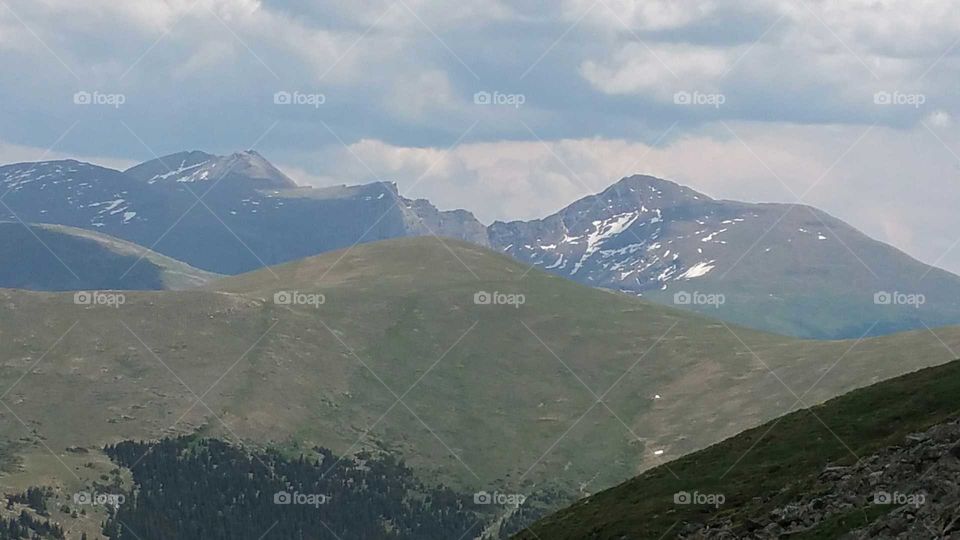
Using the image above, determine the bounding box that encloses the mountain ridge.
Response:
[0,221,218,290]
[1,237,960,536]
[0,152,490,275]
[489,173,960,338]
[124,149,299,189]
[3,152,959,338]
[0,237,960,500]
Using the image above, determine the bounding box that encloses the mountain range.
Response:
[490,175,960,339]
[0,151,487,276]
[1,150,957,339]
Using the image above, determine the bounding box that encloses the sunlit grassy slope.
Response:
[0,237,957,502]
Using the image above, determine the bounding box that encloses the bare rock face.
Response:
[681,418,960,539]
[402,197,491,248]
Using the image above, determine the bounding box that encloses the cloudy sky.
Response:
[2,0,960,271]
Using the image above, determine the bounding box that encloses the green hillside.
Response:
[0,237,958,516]
[515,359,960,539]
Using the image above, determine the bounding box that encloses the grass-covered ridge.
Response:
[515,358,960,539]
[0,222,218,290]
[1,237,960,520]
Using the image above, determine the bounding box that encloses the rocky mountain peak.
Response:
[590,174,713,211]
[124,150,298,189]
[217,150,298,189]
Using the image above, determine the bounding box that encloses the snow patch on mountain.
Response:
[545,254,565,269]
[146,159,210,184]
[571,211,641,274]
[701,229,727,242]
[679,261,716,279]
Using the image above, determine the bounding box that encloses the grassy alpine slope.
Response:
[514,359,960,539]
[0,222,219,290]
[0,237,958,507]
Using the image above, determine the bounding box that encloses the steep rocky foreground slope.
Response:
[516,360,960,539]
[688,416,960,539]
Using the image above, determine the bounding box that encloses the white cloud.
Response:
[926,110,952,128]
[581,43,732,98]
[251,11,372,85]
[795,0,960,57]
[174,40,237,79]
[569,0,722,31]
[0,18,30,51]
[0,140,137,171]
[573,0,960,123]
[292,0,519,29]
[24,0,262,34]
[386,69,462,123]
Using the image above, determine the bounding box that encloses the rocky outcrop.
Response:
[681,418,960,539]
